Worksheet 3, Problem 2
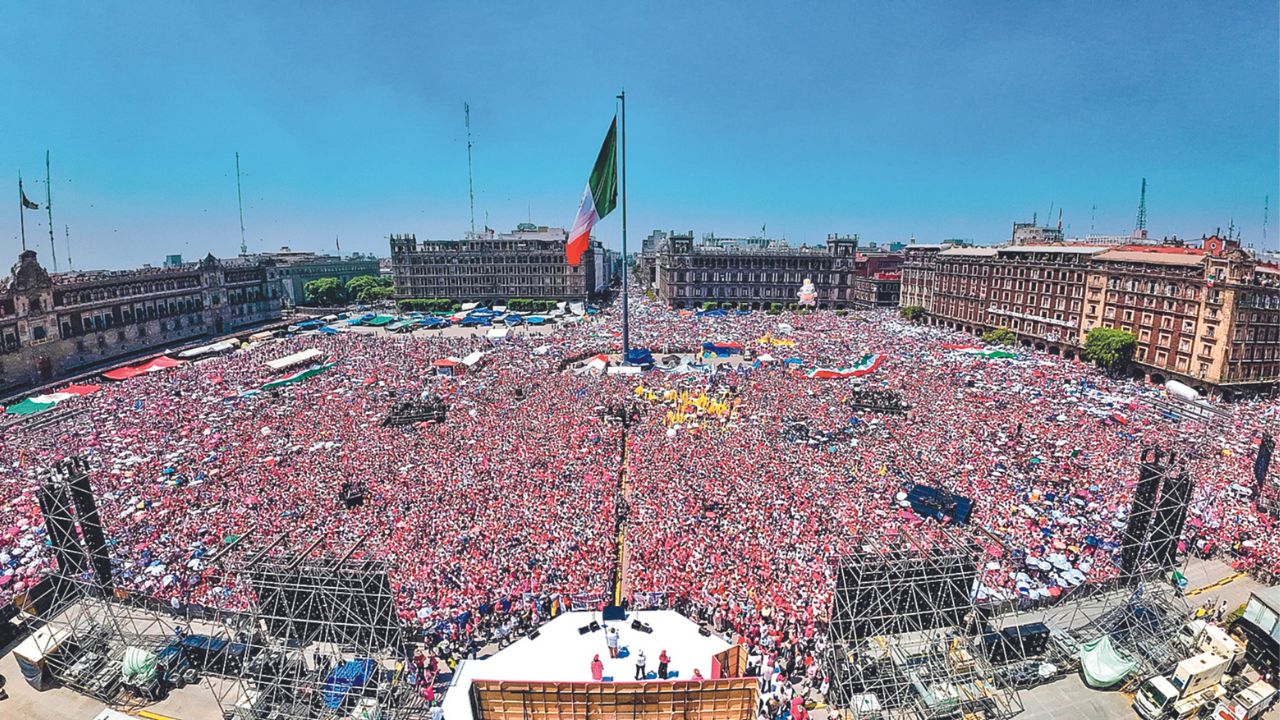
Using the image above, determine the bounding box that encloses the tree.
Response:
[362,286,395,302]
[982,326,1016,346]
[1083,327,1137,370]
[345,275,393,302]
[900,305,926,322]
[303,277,345,305]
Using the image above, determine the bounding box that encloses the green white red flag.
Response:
[566,117,618,267]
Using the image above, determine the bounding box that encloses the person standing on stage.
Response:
[635,649,647,680]
[606,626,620,658]
[658,650,670,679]
[591,654,604,682]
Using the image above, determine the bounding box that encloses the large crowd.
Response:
[1,297,1277,707]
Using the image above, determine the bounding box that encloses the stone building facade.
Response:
[0,250,283,394]
[654,234,859,309]
[245,248,381,306]
[903,237,1280,393]
[899,244,951,310]
[389,224,599,303]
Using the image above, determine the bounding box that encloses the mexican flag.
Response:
[566,117,618,267]
[260,362,336,390]
[961,348,1017,359]
[803,354,883,379]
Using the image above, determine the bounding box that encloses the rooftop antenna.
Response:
[465,102,476,235]
[1134,177,1148,238]
[65,224,72,271]
[1263,195,1270,246]
[235,152,247,255]
[45,151,58,272]
[1090,204,1097,234]
[1046,202,1054,227]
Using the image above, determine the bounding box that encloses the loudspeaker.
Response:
[37,482,87,578]
[528,629,540,640]
[579,625,591,635]
[67,469,113,588]
[1149,470,1192,568]
[589,621,601,633]
[631,620,653,634]
[698,627,712,637]
[1120,453,1164,577]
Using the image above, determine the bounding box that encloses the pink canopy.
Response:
[61,383,101,396]
[103,356,185,381]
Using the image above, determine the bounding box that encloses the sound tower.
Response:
[36,481,87,579]
[1119,448,1165,578]
[1257,433,1275,496]
[1149,469,1192,569]
[64,459,114,589]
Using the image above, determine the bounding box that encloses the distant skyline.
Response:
[2,1,1277,270]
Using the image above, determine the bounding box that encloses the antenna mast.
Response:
[1134,178,1148,239]
[1263,195,1270,246]
[46,151,58,272]
[465,102,476,235]
[65,224,72,271]
[235,152,247,255]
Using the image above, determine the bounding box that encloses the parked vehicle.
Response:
[1133,651,1230,719]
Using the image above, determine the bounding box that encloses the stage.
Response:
[442,610,734,719]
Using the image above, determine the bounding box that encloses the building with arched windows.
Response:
[0,250,283,393]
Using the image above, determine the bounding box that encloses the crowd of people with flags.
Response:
[0,296,1277,704]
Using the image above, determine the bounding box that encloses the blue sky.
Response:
[2,1,1277,270]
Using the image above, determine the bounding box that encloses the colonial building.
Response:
[849,251,904,309]
[654,233,859,309]
[905,235,1280,393]
[244,248,381,306]
[1080,242,1280,390]
[899,244,952,310]
[389,224,601,303]
[0,250,283,393]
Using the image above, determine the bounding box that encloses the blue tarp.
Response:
[294,319,323,329]
[526,316,548,325]
[696,309,728,318]
[625,348,655,366]
[323,659,376,709]
[318,326,339,335]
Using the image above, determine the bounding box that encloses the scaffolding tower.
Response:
[824,524,1025,720]
[196,529,432,720]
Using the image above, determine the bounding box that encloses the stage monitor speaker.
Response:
[631,619,653,634]
[698,627,712,637]
[528,629,540,640]
[67,469,114,588]
[589,621,601,633]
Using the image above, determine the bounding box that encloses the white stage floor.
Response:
[442,610,732,719]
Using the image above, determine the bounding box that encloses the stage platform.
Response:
[443,610,733,719]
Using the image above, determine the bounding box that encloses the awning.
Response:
[178,339,240,359]
[103,356,184,381]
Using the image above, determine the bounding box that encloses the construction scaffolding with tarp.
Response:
[1004,446,1193,691]
[823,525,1025,720]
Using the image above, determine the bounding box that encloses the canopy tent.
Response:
[266,348,325,371]
[177,339,240,359]
[103,355,184,381]
[1078,635,1136,688]
[702,341,743,357]
[364,315,395,327]
[486,327,511,341]
[461,350,485,367]
[576,354,611,375]
[260,362,336,390]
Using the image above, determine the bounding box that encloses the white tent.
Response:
[486,327,510,341]
[266,348,324,371]
[461,350,485,367]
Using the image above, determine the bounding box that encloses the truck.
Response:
[1211,679,1278,720]
[1132,651,1230,719]
[1177,620,1247,671]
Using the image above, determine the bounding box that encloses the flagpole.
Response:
[617,89,629,358]
[18,174,27,253]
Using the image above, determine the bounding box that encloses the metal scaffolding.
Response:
[194,530,432,720]
[823,524,1024,720]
